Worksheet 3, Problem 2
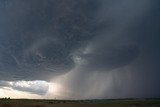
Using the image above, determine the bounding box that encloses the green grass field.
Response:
[0,98,160,107]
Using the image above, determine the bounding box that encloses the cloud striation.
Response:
[0,0,160,99]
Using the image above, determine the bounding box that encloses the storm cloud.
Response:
[0,0,100,80]
[0,0,160,99]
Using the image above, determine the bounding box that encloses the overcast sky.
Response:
[0,0,160,99]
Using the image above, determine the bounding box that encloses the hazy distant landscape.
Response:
[0,99,160,107]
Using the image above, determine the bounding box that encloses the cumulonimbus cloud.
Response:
[0,0,160,99]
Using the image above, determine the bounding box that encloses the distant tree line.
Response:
[1,97,10,100]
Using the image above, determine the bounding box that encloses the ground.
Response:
[0,98,160,107]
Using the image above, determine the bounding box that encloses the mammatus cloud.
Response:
[0,0,160,99]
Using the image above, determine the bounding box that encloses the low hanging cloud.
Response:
[0,80,49,95]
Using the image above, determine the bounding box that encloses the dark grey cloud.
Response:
[53,0,160,99]
[0,0,100,80]
[0,0,160,99]
[0,81,10,87]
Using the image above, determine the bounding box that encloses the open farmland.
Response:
[0,99,160,107]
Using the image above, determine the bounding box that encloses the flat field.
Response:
[0,98,160,107]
